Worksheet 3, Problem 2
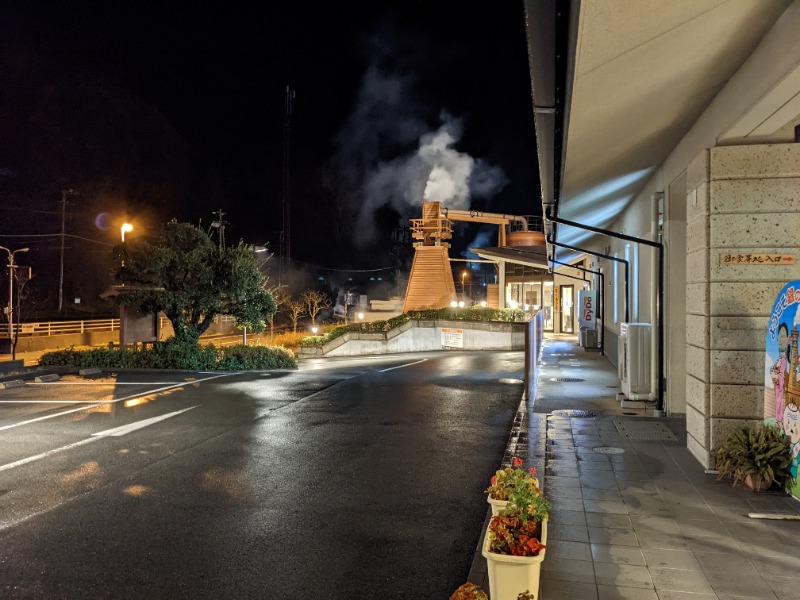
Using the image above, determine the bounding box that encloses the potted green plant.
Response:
[485,457,542,515]
[481,489,551,600]
[713,423,794,491]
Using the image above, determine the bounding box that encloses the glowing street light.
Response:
[357,312,364,321]
[311,326,319,334]
[121,223,133,242]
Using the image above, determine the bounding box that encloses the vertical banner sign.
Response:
[764,280,800,498]
[578,290,597,330]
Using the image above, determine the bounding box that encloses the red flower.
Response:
[528,467,537,475]
[512,457,523,467]
[490,476,497,485]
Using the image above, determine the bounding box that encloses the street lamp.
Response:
[0,245,29,360]
[121,223,133,242]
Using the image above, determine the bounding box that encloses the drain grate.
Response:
[613,420,677,441]
[551,377,585,383]
[551,409,598,418]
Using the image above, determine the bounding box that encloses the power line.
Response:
[0,233,112,245]
[300,262,394,273]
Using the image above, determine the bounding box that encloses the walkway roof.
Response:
[525,0,797,255]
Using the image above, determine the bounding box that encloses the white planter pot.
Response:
[481,519,547,600]
[487,495,508,516]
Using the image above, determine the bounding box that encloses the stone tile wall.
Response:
[685,143,800,467]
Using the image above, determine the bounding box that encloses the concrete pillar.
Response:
[686,143,800,467]
[498,261,506,308]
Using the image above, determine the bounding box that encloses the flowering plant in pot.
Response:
[449,583,488,600]
[485,457,542,515]
[482,475,552,600]
[486,495,551,557]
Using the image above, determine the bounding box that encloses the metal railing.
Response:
[5,314,236,338]
[8,319,120,337]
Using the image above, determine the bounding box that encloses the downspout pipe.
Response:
[546,210,665,415]
[548,238,629,323]
[549,256,604,355]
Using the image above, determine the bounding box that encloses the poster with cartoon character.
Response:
[764,280,800,498]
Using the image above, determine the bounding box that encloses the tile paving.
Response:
[469,335,800,600]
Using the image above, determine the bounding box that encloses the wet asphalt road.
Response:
[0,351,524,599]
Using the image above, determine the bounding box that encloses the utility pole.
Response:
[1,245,29,360]
[282,85,295,270]
[211,209,227,250]
[58,189,78,312]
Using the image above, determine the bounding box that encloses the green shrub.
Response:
[216,344,297,370]
[148,339,219,370]
[714,423,794,490]
[299,306,527,347]
[39,340,297,371]
[300,335,328,347]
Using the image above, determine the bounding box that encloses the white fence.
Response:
[7,315,236,338]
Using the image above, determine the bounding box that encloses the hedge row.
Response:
[39,341,298,370]
[300,306,526,347]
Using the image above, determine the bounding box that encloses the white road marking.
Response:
[26,381,192,385]
[378,359,427,372]
[0,407,198,473]
[0,373,231,432]
[0,400,100,404]
[0,437,99,472]
[92,406,197,437]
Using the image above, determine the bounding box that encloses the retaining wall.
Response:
[299,319,526,357]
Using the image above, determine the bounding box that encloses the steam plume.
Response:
[332,61,508,246]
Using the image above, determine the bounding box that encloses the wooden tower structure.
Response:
[402,202,457,312]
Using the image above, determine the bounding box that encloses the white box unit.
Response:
[618,322,651,397]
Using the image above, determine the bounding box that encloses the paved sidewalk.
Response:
[470,335,800,600]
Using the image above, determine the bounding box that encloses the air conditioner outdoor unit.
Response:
[618,322,651,398]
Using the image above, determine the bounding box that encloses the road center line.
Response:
[378,359,427,372]
[0,373,231,432]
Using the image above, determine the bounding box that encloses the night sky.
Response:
[1,1,539,307]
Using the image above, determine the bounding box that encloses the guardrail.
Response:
[10,319,120,337]
[5,315,236,338]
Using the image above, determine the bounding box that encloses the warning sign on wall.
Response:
[441,328,464,348]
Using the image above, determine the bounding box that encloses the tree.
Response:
[301,290,332,326]
[286,298,306,333]
[268,286,290,338]
[112,221,276,344]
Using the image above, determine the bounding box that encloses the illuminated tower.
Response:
[402,202,457,312]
